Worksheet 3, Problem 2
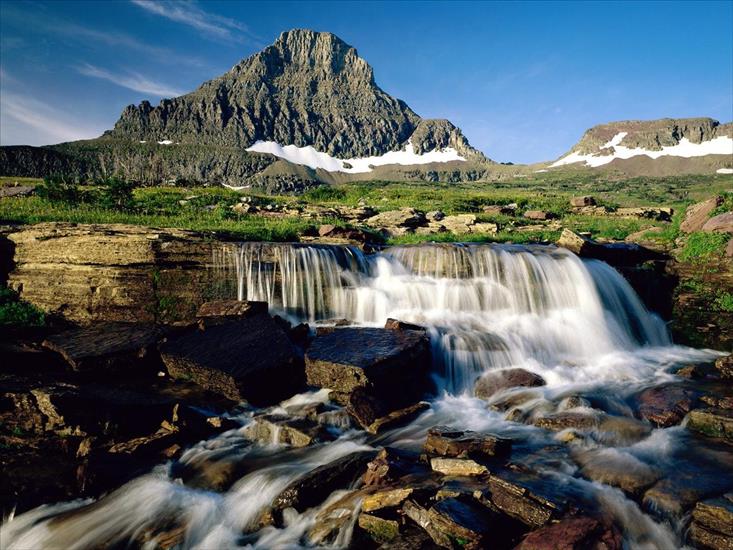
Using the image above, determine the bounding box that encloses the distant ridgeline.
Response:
[1,29,731,190]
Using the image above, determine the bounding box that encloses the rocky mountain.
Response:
[0,29,488,189]
[549,117,733,174]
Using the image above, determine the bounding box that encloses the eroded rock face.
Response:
[7,223,226,324]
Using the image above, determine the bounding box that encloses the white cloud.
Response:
[76,63,185,97]
[131,0,259,43]
[0,91,105,145]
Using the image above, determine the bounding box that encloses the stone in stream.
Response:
[195,299,268,325]
[688,494,733,550]
[715,354,733,379]
[643,471,733,520]
[346,386,430,433]
[242,414,334,447]
[362,484,437,513]
[474,368,546,401]
[424,426,512,459]
[363,447,429,487]
[514,516,622,550]
[307,489,367,545]
[573,448,660,496]
[430,457,488,477]
[403,497,496,550]
[160,312,302,406]
[636,384,696,427]
[687,408,733,442]
[358,513,401,543]
[384,317,426,332]
[473,470,568,527]
[533,412,601,432]
[42,322,168,373]
[272,449,377,513]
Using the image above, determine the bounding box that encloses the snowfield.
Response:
[245,140,466,173]
[717,168,733,174]
[551,133,733,168]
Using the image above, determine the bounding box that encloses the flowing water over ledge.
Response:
[2,242,726,549]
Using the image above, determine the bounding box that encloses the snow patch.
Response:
[222,183,250,191]
[534,169,549,173]
[245,140,466,174]
[139,140,146,144]
[157,139,174,145]
[717,168,733,174]
[551,134,733,168]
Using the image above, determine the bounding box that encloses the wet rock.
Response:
[687,408,733,442]
[430,457,488,477]
[364,447,428,487]
[703,212,733,233]
[273,450,376,513]
[196,300,268,325]
[573,448,660,496]
[306,327,431,422]
[556,229,663,266]
[313,225,374,243]
[243,414,334,447]
[680,196,723,233]
[514,516,622,550]
[570,196,596,207]
[358,513,400,544]
[557,395,592,411]
[523,210,556,221]
[308,490,365,545]
[636,384,696,427]
[363,486,427,512]
[424,426,512,459]
[701,394,733,410]
[384,318,426,332]
[689,495,733,550]
[404,497,496,550]
[643,471,733,520]
[474,368,546,401]
[42,322,168,373]
[473,471,567,527]
[715,355,733,379]
[359,401,431,435]
[595,415,652,446]
[533,412,601,432]
[160,313,302,406]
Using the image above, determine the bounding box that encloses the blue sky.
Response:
[1,0,731,163]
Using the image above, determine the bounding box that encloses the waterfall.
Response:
[218,242,670,393]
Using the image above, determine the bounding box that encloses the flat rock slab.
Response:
[196,300,268,323]
[305,328,429,394]
[242,414,333,447]
[160,313,301,406]
[687,408,733,442]
[0,185,34,198]
[43,323,168,372]
[474,368,545,401]
[424,426,512,459]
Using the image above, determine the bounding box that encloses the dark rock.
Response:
[687,408,733,442]
[474,368,546,401]
[701,394,733,410]
[422,497,496,549]
[196,300,268,326]
[272,450,376,512]
[514,516,622,550]
[42,322,168,373]
[424,426,512,459]
[358,400,431,435]
[636,384,696,427]
[160,313,302,405]
[643,471,733,520]
[556,229,664,266]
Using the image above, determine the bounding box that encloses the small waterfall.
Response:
[217,242,670,394]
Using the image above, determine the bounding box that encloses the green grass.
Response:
[0,287,45,327]
[678,232,730,263]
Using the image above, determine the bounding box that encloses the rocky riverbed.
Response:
[1,228,732,549]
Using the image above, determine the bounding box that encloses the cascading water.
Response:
[2,242,724,550]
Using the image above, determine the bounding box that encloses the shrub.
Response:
[303,185,347,202]
[36,175,80,204]
[97,176,137,211]
[0,287,45,327]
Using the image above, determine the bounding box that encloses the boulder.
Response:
[689,495,733,550]
[703,212,733,233]
[272,450,376,513]
[366,208,426,229]
[196,300,267,323]
[483,204,516,216]
[42,322,168,374]
[636,384,696,427]
[384,318,426,332]
[523,210,555,221]
[533,412,601,432]
[556,229,663,266]
[424,426,512,459]
[687,408,733,442]
[570,196,596,208]
[440,214,477,234]
[403,498,496,550]
[613,207,673,221]
[160,313,302,406]
[474,368,546,401]
[515,516,622,550]
[643,471,733,520]
[680,196,724,233]
[0,184,35,198]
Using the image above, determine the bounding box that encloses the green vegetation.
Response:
[678,232,729,263]
[0,287,45,327]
